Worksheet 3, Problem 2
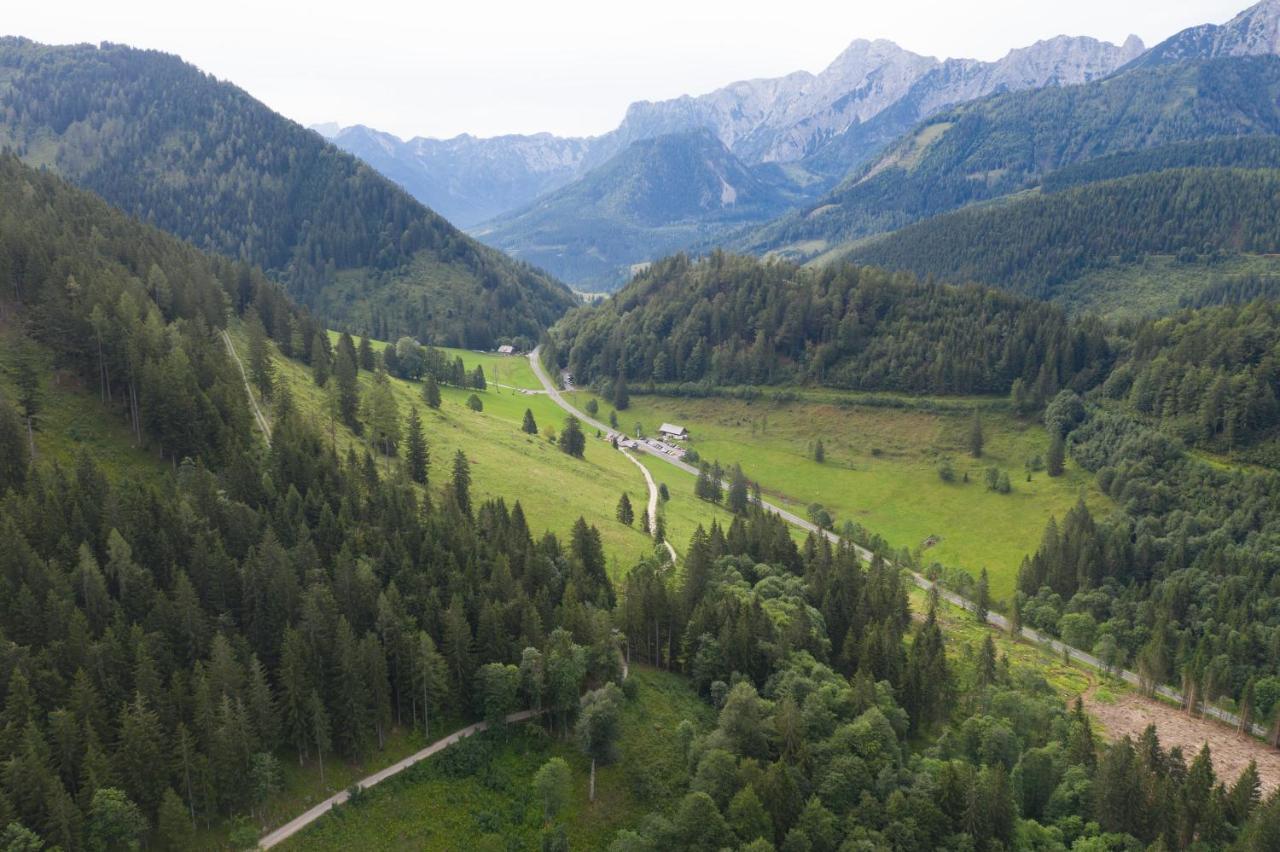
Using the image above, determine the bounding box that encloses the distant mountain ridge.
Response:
[473,129,795,288]
[1133,0,1280,67]
[0,37,576,347]
[744,54,1280,260]
[320,29,1145,247]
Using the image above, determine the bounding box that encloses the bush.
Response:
[938,459,956,482]
[466,393,483,412]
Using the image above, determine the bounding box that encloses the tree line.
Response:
[550,252,1111,400]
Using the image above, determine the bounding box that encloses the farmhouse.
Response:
[658,423,688,440]
[497,344,516,355]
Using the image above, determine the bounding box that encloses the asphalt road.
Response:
[527,349,1262,738]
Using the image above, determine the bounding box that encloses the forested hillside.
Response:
[476,130,795,290]
[0,38,576,347]
[0,154,620,849]
[611,511,1280,850]
[845,168,1280,300]
[550,253,1111,400]
[746,56,1280,259]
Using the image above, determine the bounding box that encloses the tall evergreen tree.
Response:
[1047,432,1066,477]
[560,417,586,458]
[969,410,984,458]
[333,346,360,432]
[451,451,472,516]
[406,407,429,485]
[522,409,538,435]
[357,337,376,372]
[616,493,634,526]
[422,374,442,409]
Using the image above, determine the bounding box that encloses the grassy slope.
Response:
[0,325,163,481]
[1054,254,1280,318]
[281,668,712,851]
[236,328,669,576]
[573,391,1104,601]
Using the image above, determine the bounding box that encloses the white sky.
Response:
[3,0,1252,140]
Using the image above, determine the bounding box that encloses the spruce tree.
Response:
[1047,432,1066,477]
[975,568,990,624]
[613,374,630,410]
[560,417,585,458]
[616,493,634,526]
[333,346,360,431]
[814,439,825,463]
[358,336,376,371]
[969,410,984,458]
[423,374,442,409]
[522,409,538,434]
[406,407,429,484]
[728,464,749,514]
[246,309,274,399]
[471,365,486,390]
[310,330,331,387]
[451,450,472,515]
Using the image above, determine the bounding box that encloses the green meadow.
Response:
[281,668,712,851]
[0,325,164,482]
[570,390,1105,601]
[244,328,664,575]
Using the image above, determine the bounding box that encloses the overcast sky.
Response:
[4,0,1253,140]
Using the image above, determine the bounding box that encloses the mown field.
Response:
[570,389,1105,600]
[282,668,712,851]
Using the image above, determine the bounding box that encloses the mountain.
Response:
[612,34,1144,174]
[0,37,577,348]
[474,130,794,289]
[322,31,1144,247]
[844,164,1280,313]
[547,252,1108,397]
[746,55,1280,261]
[322,125,593,228]
[1133,0,1280,67]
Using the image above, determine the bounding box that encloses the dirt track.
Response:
[1084,689,1280,796]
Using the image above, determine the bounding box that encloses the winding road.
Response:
[620,449,678,564]
[527,349,1266,739]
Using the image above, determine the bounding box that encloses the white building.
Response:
[658,423,688,440]
[497,345,515,355]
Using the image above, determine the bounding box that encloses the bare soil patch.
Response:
[1084,688,1280,796]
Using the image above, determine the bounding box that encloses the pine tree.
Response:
[969,410,984,458]
[1047,432,1066,477]
[307,691,331,788]
[333,346,360,431]
[470,365,487,390]
[466,394,483,412]
[363,369,401,456]
[616,493,634,526]
[14,354,40,458]
[406,407,429,484]
[613,374,630,410]
[451,450,472,515]
[310,330,332,387]
[976,635,997,687]
[813,439,825,463]
[422,374,442,409]
[246,309,275,399]
[975,568,990,624]
[727,464,749,514]
[358,336,376,371]
[560,417,586,458]
[522,408,538,434]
